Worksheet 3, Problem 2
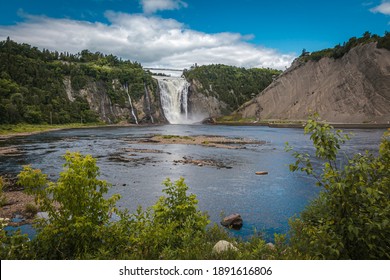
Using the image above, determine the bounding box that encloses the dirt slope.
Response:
[237,43,390,123]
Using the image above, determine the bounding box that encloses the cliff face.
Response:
[187,79,230,118]
[237,43,390,123]
[64,77,166,124]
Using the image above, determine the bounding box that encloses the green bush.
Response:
[0,215,32,259]
[0,176,6,206]
[24,203,38,217]
[286,114,390,259]
[18,151,121,259]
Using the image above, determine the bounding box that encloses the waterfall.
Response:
[144,83,154,124]
[123,83,139,125]
[154,76,190,124]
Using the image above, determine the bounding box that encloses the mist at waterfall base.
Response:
[155,75,206,124]
[0,125,385,241]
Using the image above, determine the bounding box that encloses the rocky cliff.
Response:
[237,43,390,123]
[64,77,166,124]
[187,79,230,118]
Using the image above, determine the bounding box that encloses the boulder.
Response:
[266,242,275,250]
[212,240,238,254]
[220,213,243,230]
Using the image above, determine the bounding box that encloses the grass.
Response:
[0,123,104,136]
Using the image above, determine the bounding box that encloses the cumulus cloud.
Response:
[141,0,188,14]
[370,1,390,15]
[0,11,294,70]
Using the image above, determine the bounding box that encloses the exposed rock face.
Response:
[237,43,390,123]
[63,77,167,124]
[188,79,230,119]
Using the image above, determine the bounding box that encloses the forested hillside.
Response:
[300,31,390,62]
[0,38,154,124]
[183,64,281,112]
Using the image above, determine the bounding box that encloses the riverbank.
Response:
[0,174,37,226]
[209,117,390,129]
[0,123,106,139]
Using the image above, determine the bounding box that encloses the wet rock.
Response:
[212,240,238,254]
[202,117,217,124]
[221,213,243,230]
[255,171,268,175]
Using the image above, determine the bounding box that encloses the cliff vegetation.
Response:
[0,38,155,125]
[183,64,281,112]
[300,31,390,62]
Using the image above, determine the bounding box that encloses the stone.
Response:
[255,171,268,175]
[266,242,275,250]
[212,240,238,254]
[221,213,243,230]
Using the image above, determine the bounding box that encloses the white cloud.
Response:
[370,1,390,15]
[141,0,188,14]
[0,11,294,70]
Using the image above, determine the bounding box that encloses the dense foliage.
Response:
[183,64,281,112]
[0,38,154,125]
[286,115,390,259]
[300,31,390,62]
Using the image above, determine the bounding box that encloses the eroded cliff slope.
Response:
[237,43,390,123]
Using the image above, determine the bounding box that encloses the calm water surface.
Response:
[0,125,385,240]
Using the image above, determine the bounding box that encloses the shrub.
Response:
[24,203,38,217]
[0,217,32,259]
[18,151,121,259]
[0,176,7,206]
[286,114,390,259]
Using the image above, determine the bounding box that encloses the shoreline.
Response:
[1,121,389,140]
[212,121,390,129]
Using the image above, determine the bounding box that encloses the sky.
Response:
[0,0,389,70]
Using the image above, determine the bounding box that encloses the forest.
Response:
[300,31,390,62]
[0,38,154,125]
[183,64,281,111]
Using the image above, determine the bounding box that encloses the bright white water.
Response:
[155,76,191,124]
[123,84,138,125]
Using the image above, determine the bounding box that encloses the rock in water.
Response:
[255,171,268,175]
[212,240,238,254]
[221,213,243,230]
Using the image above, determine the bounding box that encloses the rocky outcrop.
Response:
[237,43,390,123]
[221,213,243,230]
[212,240,238,254]
[64,77,167,124]
[187,79,230,119]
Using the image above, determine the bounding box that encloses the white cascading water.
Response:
[154,76,191,124]
[123,83,139,125]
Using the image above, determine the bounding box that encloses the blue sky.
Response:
[0,0,389,69]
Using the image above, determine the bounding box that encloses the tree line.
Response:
[0,38,154,125]
[300,31,390,62]
[183,64,281,113]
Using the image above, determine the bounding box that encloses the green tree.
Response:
[18,151,121,259]
[286,115,390,259]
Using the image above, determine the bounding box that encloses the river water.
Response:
[0,125,386,240]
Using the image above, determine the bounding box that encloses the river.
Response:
[0,125,386,240]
